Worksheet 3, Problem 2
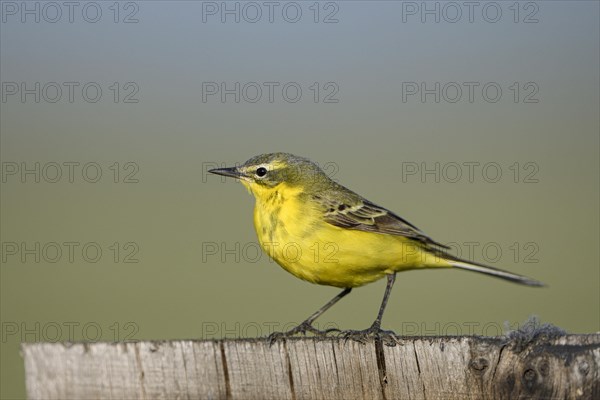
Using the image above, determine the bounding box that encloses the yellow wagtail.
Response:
[209,153,543,338]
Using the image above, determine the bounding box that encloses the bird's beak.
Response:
[208,167,243,179]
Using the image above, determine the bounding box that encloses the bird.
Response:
[208,153,543,340]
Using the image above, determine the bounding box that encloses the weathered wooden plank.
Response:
[22,335,600,400]
[286,339,382,400]
[221,339,292,399]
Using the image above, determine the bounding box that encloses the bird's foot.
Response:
[339,324,399,347]
[267,321,337,344]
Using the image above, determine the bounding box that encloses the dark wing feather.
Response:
[320,197,449,249]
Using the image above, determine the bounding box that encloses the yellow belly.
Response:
[252,191,451,288]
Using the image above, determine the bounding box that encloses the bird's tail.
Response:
[431,249,545,287]
[450,260,544,286]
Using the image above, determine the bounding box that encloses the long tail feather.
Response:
[450,260,545,287]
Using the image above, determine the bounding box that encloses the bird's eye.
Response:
[256,167,267,177]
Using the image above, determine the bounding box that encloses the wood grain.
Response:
[23,335,600,399]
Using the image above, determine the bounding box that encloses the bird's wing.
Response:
[315,193,449,249]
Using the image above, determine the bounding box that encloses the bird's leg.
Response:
[268,288,352,342]
[289,287,352,334]
[370,273,396,331]
[342,273,398,346]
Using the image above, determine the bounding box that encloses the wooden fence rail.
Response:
[23,334,599,399]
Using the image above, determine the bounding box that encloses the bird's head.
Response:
[208,153,329,197]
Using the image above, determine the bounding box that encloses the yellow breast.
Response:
[250,184,450,288]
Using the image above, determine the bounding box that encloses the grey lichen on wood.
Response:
[23,334,599,400]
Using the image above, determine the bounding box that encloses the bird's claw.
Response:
[267,321,336,345]
[339,325,399,347]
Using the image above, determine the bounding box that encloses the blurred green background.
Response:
[1,1,599,398]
